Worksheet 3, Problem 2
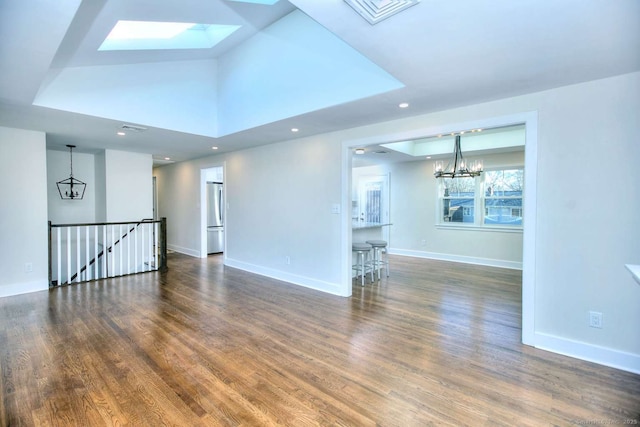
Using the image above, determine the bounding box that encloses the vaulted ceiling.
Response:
[1,0,639,164]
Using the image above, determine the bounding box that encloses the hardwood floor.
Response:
[1,254,638,426]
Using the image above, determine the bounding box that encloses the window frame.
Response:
[436,166,524,232]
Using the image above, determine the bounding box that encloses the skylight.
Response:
[99,20,241,51]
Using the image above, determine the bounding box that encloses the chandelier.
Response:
[433,134,483,179]
[56,145,86,200]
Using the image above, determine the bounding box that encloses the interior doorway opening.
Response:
[200,165,225,258]
[342,112,538,345]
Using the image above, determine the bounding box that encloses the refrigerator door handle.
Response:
[218,187,223,225]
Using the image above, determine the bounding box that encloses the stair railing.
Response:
[48,217,167,287]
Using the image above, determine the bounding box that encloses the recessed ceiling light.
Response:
[164,157,171,161]
[355,148,365,155]
[398,102,409,108]
[117,131,126,136]
[212,146,218,150]
[426,156,431,159]
[291,128,299,132]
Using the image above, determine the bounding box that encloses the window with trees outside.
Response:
[438,168,523,228]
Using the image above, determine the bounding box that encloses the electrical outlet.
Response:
[25,262,33,273]
[589,311,603,329]
[285,256,291,265]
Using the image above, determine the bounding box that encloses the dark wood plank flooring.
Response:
[1,253,638,426]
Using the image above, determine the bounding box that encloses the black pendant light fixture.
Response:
[56,145,86,200]
[433,134,483,179]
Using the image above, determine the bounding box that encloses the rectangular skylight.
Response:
[99,20,241,51]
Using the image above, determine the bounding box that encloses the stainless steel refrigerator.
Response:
[207,181,224,254]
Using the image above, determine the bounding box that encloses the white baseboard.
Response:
[388,248,522,270]
[534,332,640,374]
[167,244,200,258]
[225,257,347,297]
[0,279,49,298]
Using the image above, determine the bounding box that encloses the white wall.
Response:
[47,149,96,224]
[35,60,219,138]
[104,150,153,221]
[157,71,640,372]
[0,127,49,297]
[354,151,524,268]
[155,160,202,257]
[342,72,640,371]
[155,134,345,294]
[46,149,151,223]
[216,10,402,136]
[95,151,106,222]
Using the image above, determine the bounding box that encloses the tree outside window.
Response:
[483,169,523,226]
[441,177,475,223]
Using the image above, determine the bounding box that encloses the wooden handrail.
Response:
[50,218,155,228]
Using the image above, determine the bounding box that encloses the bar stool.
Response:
[352,242,373,287]
[366,240,389,280]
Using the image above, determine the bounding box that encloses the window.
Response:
[441,177,475,223]
[356,175,390,225]
[362,181,382,223]
[483,169,523,226]
[438,168,523,229]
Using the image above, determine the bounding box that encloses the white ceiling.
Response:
[1,0,639,165]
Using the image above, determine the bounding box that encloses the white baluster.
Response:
[127,223,131,275]
[134,224,138,274]
[110,225,115,278]
[141,223,146,272]
[154,221,158,271]
[85,226,90,281]
[94,226,98,280]
[102,225,107,279]
[57,227,61,286]
[66,227,71,284]
[76,227,81,282]
[119,224,123,276]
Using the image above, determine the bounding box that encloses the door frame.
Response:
[341,111,538,346]
[200,163,226,258]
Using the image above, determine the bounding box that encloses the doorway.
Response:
[342,112,538,345]
[354,173,390,243]
[200,165,225,258]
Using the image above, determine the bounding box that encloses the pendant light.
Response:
[433,134,483,179]
[56,145,86,200]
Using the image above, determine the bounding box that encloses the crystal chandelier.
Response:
[433,134,483,179]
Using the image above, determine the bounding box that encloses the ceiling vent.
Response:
[344,0,420,25]
[373,150,389,154]
[120,124,148,133]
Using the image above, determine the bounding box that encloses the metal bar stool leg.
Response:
[366,240,388,280]
[352,243,373,287]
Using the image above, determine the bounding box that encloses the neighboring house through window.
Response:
[438,168,523,229]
